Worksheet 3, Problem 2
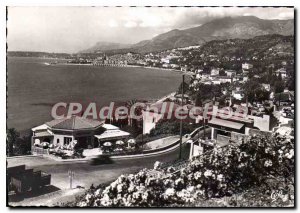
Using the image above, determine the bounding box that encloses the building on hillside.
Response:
[262,83,271,91]
[142,101,196,134]
[94,124,130,146]
[275,68,287,79]
[210,68,220,76]
[242,63,253,71]
[218,76,232,84]
[225,70,237,77]
[142,102,180,134]
[31,116,130,150]
[189,106,271,159]
[274,90,294,106]
[232,90,244,100]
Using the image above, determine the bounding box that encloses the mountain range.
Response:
[80,16,294,54]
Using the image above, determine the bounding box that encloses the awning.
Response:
[208,118,244,130]
[102,124,119,130]
[95,130,130,141]
[32,124,48,131]
[34,130,53,137]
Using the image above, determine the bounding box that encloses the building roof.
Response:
[34,130,53,137]
[275,91,294,102]
[102,124,119,130]
[95,129,130,140]
[32,124,48,131]
[208,118,244,130]
[46,116,103,130]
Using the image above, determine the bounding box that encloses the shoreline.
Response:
[8,57,185,134]
[54,62,185,74]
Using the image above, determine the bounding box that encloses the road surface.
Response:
[8,128,209,206]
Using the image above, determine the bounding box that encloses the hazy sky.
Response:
[7,7,294,53]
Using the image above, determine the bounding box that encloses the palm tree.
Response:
[125,99,143,127]
[6,128,19,156]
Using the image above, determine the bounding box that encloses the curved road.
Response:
[8,143,190,191]
[8,129,209,206]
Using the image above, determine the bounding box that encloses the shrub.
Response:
[73,133,294,207]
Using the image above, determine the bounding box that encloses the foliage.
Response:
[135,133,172,145]
[190,84,222,106]
[149,119,196,137]
[242,80,270,103]
[73,133,294,207]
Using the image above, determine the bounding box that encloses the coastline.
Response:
[8,57,184,134]
[55,62,184,73]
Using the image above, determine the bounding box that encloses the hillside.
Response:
[196,34,294,59]
[82,16,294,54]
[80,42,131,53]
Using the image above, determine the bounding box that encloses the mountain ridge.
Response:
[81,16,294,54]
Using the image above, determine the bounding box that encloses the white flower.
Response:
[264,159,273,167]
[128,174,135,182]
[165,188,175,197]
[100,194,112,206]
[94,188,102,197]
[195,189,205,197]
[77,201,88,207]
[238,163,246,168]
[85,193,93,202]
[265,148,271,154]
[167,166,175,173]
[285,149,294,159]
[187,186,195,193]
[142,191,149,200]
[175,178,184,186]
[128,183,136,193]
[146,177,156,186]
[117,184,124,193]
[110,181,117,189]
[281,194,289,202]
[194,171,202,180]
[204,170,213,177]
[196,184,202,189]
[117,175,126,184]
[164,178,173,187]
[177,189,190,199]
[154,161,162,170]
[217,174,224,181]
[132,191,141,199]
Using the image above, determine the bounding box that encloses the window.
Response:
[64,137,72,145]
[57,139,60,144]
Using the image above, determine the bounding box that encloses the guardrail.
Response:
[32,146,49,155]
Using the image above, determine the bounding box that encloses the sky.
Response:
[7,7,294,53]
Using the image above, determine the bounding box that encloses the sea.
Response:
[7,57,182,134]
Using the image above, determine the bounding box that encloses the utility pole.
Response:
[203,103,206,140]
[179,74,185,160]
[141,120,144,153]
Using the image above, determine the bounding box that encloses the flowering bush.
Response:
[74,133,294,207]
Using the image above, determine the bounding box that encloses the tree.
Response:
[274,81,285,93]
[13,134,32,156]
[125,99,143,128]
[6,128,19,156]
[193,84,221,106]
